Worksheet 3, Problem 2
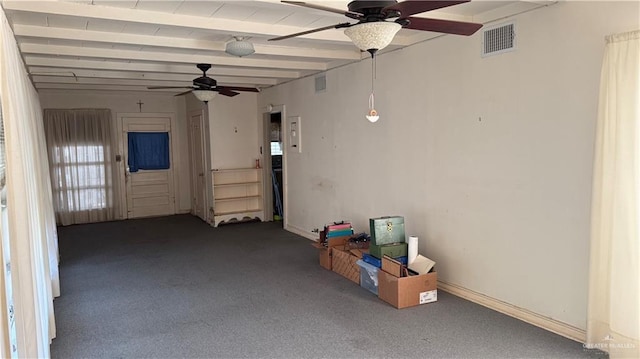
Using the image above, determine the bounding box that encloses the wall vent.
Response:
[482,22,515,57]
[315,74,326,93]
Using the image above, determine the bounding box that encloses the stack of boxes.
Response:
[315,216,438,309]
[367,216,408,263]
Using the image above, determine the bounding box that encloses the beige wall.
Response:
[38,90,192,215]
[258,1,639,330]
[207,93,260,170]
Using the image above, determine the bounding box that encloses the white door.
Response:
[188,111,206,221]
[122,116,175,218]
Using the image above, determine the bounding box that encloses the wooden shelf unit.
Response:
[212,168,264,226]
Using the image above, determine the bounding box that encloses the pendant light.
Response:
[365,54,379,123]
[225,36,255,57]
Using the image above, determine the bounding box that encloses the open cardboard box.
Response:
[378,256,438,309]
[312,232,350,270]
[331,247,361,284]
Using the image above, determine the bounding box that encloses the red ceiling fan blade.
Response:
[219,86,260,93]
[217,88,240,97]
[403,16,482,36]
[281,1,363,20]
[269,22,352,41]
[384,0,470,17]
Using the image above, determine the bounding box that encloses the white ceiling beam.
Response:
[28,67,277,86]
[35,83,181,92]
[13,24,361,61]
[20,43,327,71]
[31,76,193,88]
[2,0,353,44]
[24,57,300,79]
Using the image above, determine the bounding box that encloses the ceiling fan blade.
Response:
[218,86,260,93]
[269,22,352,41]
[147,86,193,90]
[175,90,194,97]
[217,88,240,97]
[281,1,362,20]
[384,0,470,17]
[403,17,482,36]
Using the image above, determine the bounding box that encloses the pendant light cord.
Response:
[369,55,376,109]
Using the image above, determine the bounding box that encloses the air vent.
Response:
[315,74,326,93]
[482,22,515,57]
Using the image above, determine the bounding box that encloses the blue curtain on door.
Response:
[127,132,170,172]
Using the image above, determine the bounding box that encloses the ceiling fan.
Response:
[270,0,483,53]
[147,63,260,98]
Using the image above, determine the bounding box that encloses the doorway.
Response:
[262,109,284,225]
[187,110,206,221]
[119,113,176,219]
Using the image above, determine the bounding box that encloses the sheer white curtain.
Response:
[44,109,117,225]
[587,30,640,359]
[0,7,59,359]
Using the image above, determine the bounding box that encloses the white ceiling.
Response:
[0,0,554,95]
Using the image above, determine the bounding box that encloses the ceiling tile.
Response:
[275,12,323,27]
[210,3,257,21]
[135,0,183,13]
[245,8,290,24]
[173,1,224,16]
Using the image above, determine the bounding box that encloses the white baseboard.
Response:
[438,280,586,343]
[285,224,317,241]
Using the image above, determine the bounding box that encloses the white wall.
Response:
[258,1,639,330]
[38,90,192,215]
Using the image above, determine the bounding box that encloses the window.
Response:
[51,145,107,210]
[270,141,283,155]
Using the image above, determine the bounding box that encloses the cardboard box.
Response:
[381,255,403,278]
[331,248,360,284]
[378,270,438,309]
[312,234,349,270]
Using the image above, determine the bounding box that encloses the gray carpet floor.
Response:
[51,215,605,359]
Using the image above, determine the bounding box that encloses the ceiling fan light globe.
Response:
[344,22,401,52]
[366,109,380,123]
[192,90,217,103]
[366,115,380,123]
[225,38,256,57]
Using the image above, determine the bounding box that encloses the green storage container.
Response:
[369,216,405,246]
[369,242,408,259]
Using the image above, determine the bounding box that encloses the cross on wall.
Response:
[137,100,144,112]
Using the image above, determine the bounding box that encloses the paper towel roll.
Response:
[408,236,418,265]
